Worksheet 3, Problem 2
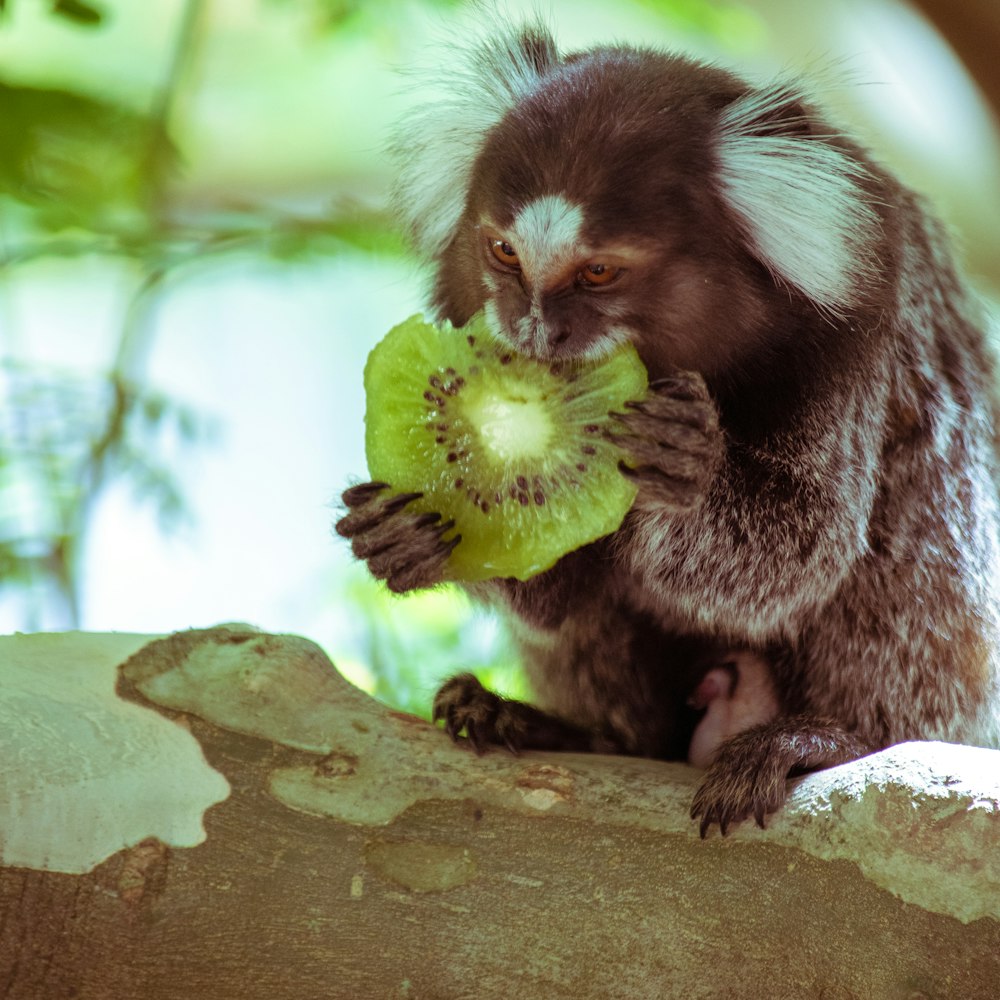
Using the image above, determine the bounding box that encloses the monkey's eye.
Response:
[489,239,521,270]
[578,263,622,288]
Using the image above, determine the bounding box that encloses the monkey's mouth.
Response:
[483,302,633,364]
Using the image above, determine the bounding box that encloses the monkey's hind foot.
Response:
[690,716,873,838]
[335,481,459,594]
[433,673,616,755]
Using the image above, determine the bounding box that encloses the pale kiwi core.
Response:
[363,313,648,582]
[469,389,553,461]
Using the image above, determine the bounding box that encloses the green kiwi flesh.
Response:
[364,313,648,582]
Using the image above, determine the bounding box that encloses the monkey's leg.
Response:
[433,673,622,755]
[689,715,874,837]
[335,482,459,593]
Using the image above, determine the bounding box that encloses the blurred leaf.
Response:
[326,211,410,258]
[633,0,767,50]
[316,0,363,30]
[265,0,464,36]
[0,362,210,599]
[331,568,527,716]
[0,82,177,233]
[51,0,105,27]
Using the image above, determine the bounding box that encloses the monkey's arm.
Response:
[622,380,886,641]
[617,375,890,833]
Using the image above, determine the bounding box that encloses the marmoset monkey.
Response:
[337,15,1000,834]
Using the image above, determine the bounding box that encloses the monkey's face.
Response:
[433,53,774,378]
[474,193,672,364]
[410,35,879,382]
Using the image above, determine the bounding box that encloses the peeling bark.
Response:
[1,627,998,999]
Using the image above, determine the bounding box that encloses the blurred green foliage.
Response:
[0,82,157,231]
[0,0,410,628]
[334,567,527,716]
[633,0,765,49]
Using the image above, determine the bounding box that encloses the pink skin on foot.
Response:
[687,653,780,769]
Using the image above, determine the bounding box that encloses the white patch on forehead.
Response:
[510,196,585,284]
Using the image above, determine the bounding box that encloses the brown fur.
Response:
[337,18,1000,834]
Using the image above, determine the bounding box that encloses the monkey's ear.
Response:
[390,16,558,259]
[715,82,880,315]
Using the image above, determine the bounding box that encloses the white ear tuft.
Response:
[716,83,880,315]
[390,13,557,258]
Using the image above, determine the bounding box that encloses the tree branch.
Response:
[1,627,998,998]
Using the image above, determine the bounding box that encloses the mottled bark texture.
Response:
[1,628,998,1000]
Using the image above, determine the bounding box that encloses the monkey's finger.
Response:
[334,490,424,537]
[618,454,708,495]
[349,512,445,560]
[341,481,391,508]
[628,394,719,431]
[618,457,700,485]
[466,718,496,755]
[372,532,460,594]
[616,455,714,507]
[613,398,718,435]
[648,371,711,402]
[607,414,717,455]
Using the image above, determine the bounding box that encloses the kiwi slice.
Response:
[364,313,647,582]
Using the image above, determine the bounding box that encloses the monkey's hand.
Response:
[690,716,874,837]
[610,372,722,510]
[334,481,460,594]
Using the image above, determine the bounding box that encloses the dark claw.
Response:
[690,717,871,837]
[342,481,390,506]
[382,491,424,515]
[467,722,490,754]
[413,511,443,528]
[648,374,710,401]
[444,712,461,741]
